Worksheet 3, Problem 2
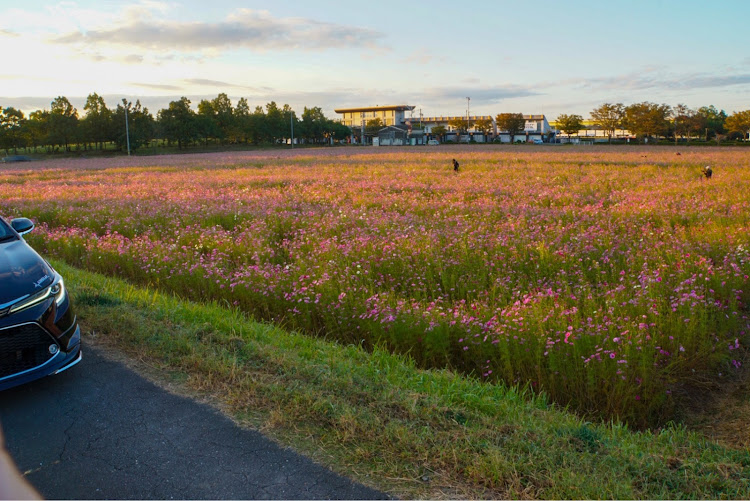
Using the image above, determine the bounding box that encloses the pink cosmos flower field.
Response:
[3,145,748,426]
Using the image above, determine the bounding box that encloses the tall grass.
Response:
[2,146,748,426]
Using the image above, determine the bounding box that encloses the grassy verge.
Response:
[58,259,750,499]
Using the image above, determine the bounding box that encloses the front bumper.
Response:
[0,291,81,391]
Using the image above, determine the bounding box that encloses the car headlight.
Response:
[8,276,67,314]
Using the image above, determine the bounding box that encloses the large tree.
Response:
[48,96,79,151]
[672,103,694,142]
[196,99,222,146]
[81,93,113,150]
[431,125,447,142]
[725,110,750,139]
[623,102,672,142]
[495,113,525,142]
[157,97,196,149]
[113,99,154,152]
[473,118,493,137]
[448,117,468,133]
[694,105,728,140]
[365,118,384,136]
[0,107,27,154]
[555,114,584,141]
[590,103,624,143]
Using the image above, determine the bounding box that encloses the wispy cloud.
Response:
[578,68,750,91]
[421,85,540,103]
[53,8,385,53]
[130,82,183,91]
[0,29,19,37]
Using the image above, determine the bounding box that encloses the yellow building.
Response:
[335,105,415,127]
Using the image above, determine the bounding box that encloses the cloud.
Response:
[421,85,540,103]
[53,8,385,53]
[0,29,19,37]
[579,69,750,92]
[130,82,183,91]
[183,78,250,89]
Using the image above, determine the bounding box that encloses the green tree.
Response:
[211,93,235,143]
[495,113,525,142]
[157,97,196,149]
[24,110,49,153]
[48,96,79,151]
[672,104,694,142]
[694,105,728,140]
[623,102,672,142]
[555,114,584,141]
[264,101,287,143]
[196,99,222,146]
[328,121,351,142]
[448,117,468,133]
[113,99,154,152]
[0,107,27,154]
[473,118,493,137]
[81,93,113,150]
[300,106,328,143]
[590,103,624,143]
[431,125,447,142]
[365,118,384,136]
[234,98,251,143]
[725,110,750,139]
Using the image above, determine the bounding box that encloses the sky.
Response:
[1,0,749,120]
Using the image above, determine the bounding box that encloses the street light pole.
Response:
[124,102,131,156]
[466,97,470,134]
[290,111,294,148]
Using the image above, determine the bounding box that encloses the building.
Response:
[403,115,495,142]
[375,125,425,146]
[334,105,416,128]
[495,115,555,143]
[549,119,634,142]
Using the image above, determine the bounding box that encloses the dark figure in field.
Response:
[452,158,459,172]
[703,166,712,179]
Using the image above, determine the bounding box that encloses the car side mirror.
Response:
[11,217,34,235]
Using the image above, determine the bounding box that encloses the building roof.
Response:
[334,105,415,113]
[405,115,494,123]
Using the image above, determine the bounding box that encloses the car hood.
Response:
[0,239,55,306]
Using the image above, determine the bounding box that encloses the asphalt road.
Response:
[0,348,388,500]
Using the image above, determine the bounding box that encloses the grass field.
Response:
[2,145,749,428]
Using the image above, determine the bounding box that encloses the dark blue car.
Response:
[0,216,81,391]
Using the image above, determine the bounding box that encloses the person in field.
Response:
[452,159,459,172]
[703,166,712,179]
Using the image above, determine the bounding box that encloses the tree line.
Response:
[0,92,352,155]
[556,103,750,143]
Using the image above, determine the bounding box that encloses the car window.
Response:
[0,219,15,241]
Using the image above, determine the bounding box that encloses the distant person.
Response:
[452,158,459,172]
[703,166,713,179]
[0,428,40,499]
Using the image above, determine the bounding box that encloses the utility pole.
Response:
[467,97,471,134]
[290,110,294,148]
[125,102,131,156]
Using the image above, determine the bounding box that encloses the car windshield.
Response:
[0,218,16,242]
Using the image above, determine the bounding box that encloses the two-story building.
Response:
[334,105,416,128]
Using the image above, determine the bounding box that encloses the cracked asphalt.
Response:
[0,348,389,500]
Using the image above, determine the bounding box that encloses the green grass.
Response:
[58,259,750,499]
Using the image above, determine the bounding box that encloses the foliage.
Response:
[555,113,584,137]
[495,113,525,140]
[0,107,26,154]
[472,118,493,135]
[4,148,749,428]
[61,260,750,500]
[622,102,672,140]
[448,117,468,133]
[590,103,624,142]
[725,110,750,137]
[364,118,384,136]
